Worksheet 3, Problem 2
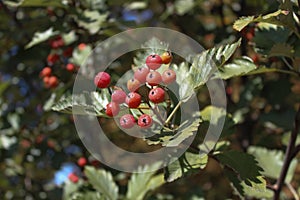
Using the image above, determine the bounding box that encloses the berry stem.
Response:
[107,87,112,95]
[165,101,182,125]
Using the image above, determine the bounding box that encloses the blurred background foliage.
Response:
[1,0,300,199]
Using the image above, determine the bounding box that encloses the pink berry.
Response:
[146,54,163,70]
[125,92,141,108]
[77,157,87,167]
[68,173,79,183]
[146,71,162,86]
[149,87,165,103]
[106,102,120,117]
[162,69,176,84]
[120,114,136,129]
[134,67,150,83]
[138,114,153,128]
[127,78,141,92]
[111,90,126,104]
[66,63,76,72]
[94,72,111,88]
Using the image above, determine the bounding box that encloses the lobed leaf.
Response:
[25,27,59,49]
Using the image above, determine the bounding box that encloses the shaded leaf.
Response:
[269,43,294,58]
[126,162,164,200]
[4,0,66,7]
[248,146,297,182]
[84,166,118,200]
[25,27,59,49]
[165,152,208,182]
[74,10,108,34]
[215,150,263,186]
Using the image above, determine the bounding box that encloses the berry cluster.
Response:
[94,51,176,129]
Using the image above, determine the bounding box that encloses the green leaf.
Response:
[224,169,272,199]
[0,82,9,96]
[217,56,257,80]
[125,1,147,10]
[174,0,194,15]
[215,150,263,186]
[126,162,164,200]
[70,44,93,66]
[70,191,103,200]
[248,146,297,182]
[269,43,294,58]
[51,91,110,116]
[165,152,208,182]
[3,0,66,7]
[62,31,78,46]
[63,180,84,200]
[25,27,59,49]
[233,9,287,31]
[84,166,118,200]
[74,10,108,34]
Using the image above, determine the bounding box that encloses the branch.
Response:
[273,106,300,200]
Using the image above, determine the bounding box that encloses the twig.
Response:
[286,183,300,200]
[273,106,300,200]
[164,101,182,125]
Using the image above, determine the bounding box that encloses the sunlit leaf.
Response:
[4,0,66,7]
[84,166,118,200]
[248,146,297,182]
[74,10,108,34]
[174,0,194,15]
[25,27,59,49]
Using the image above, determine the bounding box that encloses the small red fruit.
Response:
[68,172,79,183]
[146,54,163,70]
[120,114,136,129]
[48,76,59,88]
[106,102,120,117]
[162,69,176,84]
[94,72,111,88]
[40,67,52,77]
[111,90,127,104]
[134,67,150,83]
[47,53,60,65]
[66,63,76,72]
[146,71,162,86]
[63,47,73,57]
[77,157,87,167]
[161,51,172,64]
[78,43,86,51]
[138,114,153,128]
[125,92,141,108]
[149,87,165,103]
[127,78,141,92]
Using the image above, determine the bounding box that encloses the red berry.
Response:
[63,47,73,57]
[149,87,165,103]
[162,69,176,84]
[138,114,153,128]
[120,114,136,129]
[111,90,126,104]
[146,71,162,86]
[94,72,111,88]
[127,78,141,92]
[146,54,163,70]
[47,54,59,65]
[134,67,150,83]
[40,67,52,77]
[78,43,86,51]
[48,76,59,88]
[125,92,141,108]
[161,51,172,64]
[50,36,64,49]
[77,157,87,167]
[106,102,120,117]
[66,63,76,72]
[68,172,79,183]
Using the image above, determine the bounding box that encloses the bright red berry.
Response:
[50,36,64,49]
[111,90,126,104]
[106,102,120,117]
[94,72,111,88]
[78,43,86,51]
[146,54,163,70]
[120,114,136,129]
[134,67,150,83]
[40,67,52,77]
[146,71,162,86]
[161,51,172,64]
[125,92,141,108]
[138,114,153,128]
[162,69,176,84]
[68,172,79,183]
[77,157,87,167]
[48,76,59,88]
[149,87,165,103]
[66,63,76,72]
[127,78,141,92]
[47,53,59,65]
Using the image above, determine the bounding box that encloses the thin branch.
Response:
[273,106,300,200]
[286,183,300,200]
